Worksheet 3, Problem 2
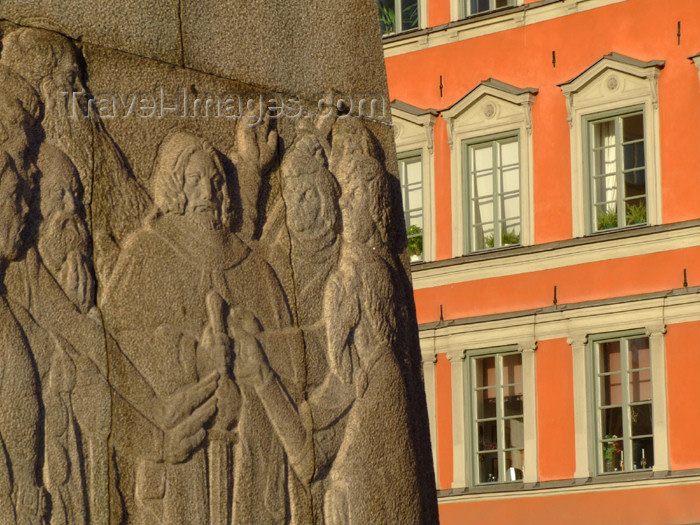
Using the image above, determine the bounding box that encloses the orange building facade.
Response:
[382,0,700,522]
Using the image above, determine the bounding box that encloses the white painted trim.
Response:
[418,292,700,353]
[383,0,627,58]
[421,343,440,487]
[647,324,670,473]
[519,340,539,483]
[447,349,468,488]
[392,107,437,261]
[568,334,591,479]
[439,474,700,504]
[411,222,700,290]
[441,82,536,257]
[560,56,663,237]
[691,54,700,91]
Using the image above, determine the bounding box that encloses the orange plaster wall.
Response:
[666,320,700,470]
[414,246,700,324]
[386,0,700,246]
[428,0,451,27]
[436,352,454,489]
[536,338,576,481]
[438,483,700,525]
[433,116,453,260]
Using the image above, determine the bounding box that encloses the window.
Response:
[587,109,647,232]
[391,101,435,262]
[462,0,515,17]
[378,0,420,35]
[593,334,653,474]
[470,350,524,484]
[465,134,521,251]
[399,152,424,262]
[442,79,536,258]
[559,53,664,237]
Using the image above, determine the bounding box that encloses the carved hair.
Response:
[152,131,231,227]
[0,66,41,126]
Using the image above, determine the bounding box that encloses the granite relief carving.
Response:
[0,6,438,523]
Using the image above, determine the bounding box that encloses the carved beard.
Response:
[38,210,95,313]
[186,207,222,231]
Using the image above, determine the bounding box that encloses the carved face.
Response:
[339,176,374,244]
[183,149,225,230]
[0,166,27,261]
[0,94,33,163]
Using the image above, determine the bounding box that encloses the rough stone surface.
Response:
[0,3,437,524]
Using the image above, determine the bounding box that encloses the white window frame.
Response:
[589,331,655,475]
[463,132,523,252]
[569,323,669,480]
[391,102,436,262]
[450,0,522,22]
[559,53,664,238]
[442,79,536,258]
[447,338,537,489]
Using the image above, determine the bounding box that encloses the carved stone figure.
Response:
[102,130,306,524]
[0,151,46,524]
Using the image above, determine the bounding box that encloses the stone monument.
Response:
[0,1,438,523]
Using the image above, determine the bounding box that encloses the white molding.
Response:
[392,106,437,262]
[411,223,700,290]
[646,324,670,472]
[384,0,627,58]
[559,55,664,237]
[441,81,536,257]
[568,333,591,479]
[439,474,700,504]
[519,339,539,484]
[421,344,439,487]
[447,349,468,488]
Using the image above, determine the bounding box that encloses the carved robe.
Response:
[102,213,304,524]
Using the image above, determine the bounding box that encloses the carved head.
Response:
[328,118,379,177]
[1,27,84,96]
[281,133,340,249]
[0,153,28,262]
[37,143,94,311]
[0,66,41,165]
[337,155,389,247]
[153,131,230,230]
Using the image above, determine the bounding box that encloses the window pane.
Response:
[623,142,645,171]
[594,120,616,150]
[495,0,512,7]
[502,354,522,384]
[632,437,653,470]
[594,146,617,176]
[470,0,491,14]
[601,406,623,438]
[475,356,496,388]
[475,389,496,419]
[504,418,524,449]
[400,0,419,30]
[499,139,519,166]
[504,391,522,417]
[378,0,396,33]
[602,440,623,472]
[505,449,523,480]
[478,420,498,451]
[624,172,646,196]
[404,158,422,185]
[501,166,520,193]
[407,185,423,210]
[628,369,651,402]
[594,175,617,205]
[622,113,644,142]
[472,144,493,171]
[474,172,494,198]
[631,403,652,436]
[600,373,622,406]
[477,452,499,483]
[629,337,650,368]
[600,341,621,372]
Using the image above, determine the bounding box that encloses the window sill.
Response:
[438,468,700,500]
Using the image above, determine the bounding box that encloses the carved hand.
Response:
[230,114,278,175]
[229,309,269,388]
[158,372,219,464]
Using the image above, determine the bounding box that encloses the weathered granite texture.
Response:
[0,2,438,523]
